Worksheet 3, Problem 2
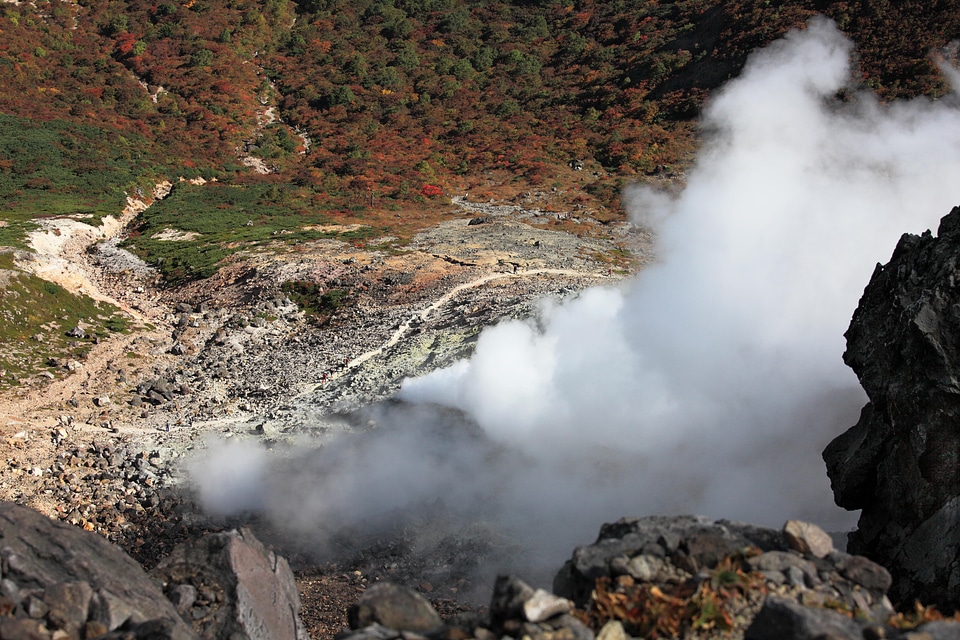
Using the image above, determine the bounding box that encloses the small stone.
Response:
[90,588,138,631]
[474,628,497,640]
[761,570,786,586]
[608,556,629,576]
[625,555,665,582]
[523,589,570,623]
[851,589,872,612]
[783,520,834,558]
[26,594,50,619]
[596,620,627,640]
[785,566,807,589]
[92,395,111,407]
[862,623,887,640]
[550,615,594,640]
[348,583,442,633]
[0,578,19,601]
[747,551,818,579]
[840,556,892,592]
[530,628,577,640]
[490,576,535,627]
[167,584,196,614]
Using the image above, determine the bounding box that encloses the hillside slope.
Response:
[2,0,958,215]
[1,0,959,382]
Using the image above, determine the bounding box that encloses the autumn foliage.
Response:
[0,0,958,217]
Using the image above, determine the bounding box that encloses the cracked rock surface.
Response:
[825,205,960,609]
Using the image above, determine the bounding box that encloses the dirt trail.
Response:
[295,267,611,398]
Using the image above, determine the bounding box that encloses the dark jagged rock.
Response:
[150,528,308,640]
[824,206,960,610]
[0,501,196,639]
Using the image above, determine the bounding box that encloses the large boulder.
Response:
[824,206,960,609]
[150,528,309,640]
[0,501,196,639]
[0,503,311,640]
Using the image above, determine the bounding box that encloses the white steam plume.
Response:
[400,17,960,526]
[189,18,960,580]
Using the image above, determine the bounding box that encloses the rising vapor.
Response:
[189,18,960,582]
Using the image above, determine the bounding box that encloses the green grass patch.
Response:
[0,114,161,246]
[280,280,351,324]
[124,181,381,283]
[0,252,130,388]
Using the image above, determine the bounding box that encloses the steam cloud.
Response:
[189,19,960,582]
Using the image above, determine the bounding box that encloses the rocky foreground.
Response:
[1,500,958,640]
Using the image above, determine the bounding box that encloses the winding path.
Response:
[294,267,611,398]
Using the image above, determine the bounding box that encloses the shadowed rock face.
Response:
[824,206,960,610]
[0,501,310,640]
[0,501,197,640]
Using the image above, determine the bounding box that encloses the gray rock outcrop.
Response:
[824,206,960,610]
[552,515,785,607]
[0,502,310,640]
[552,515,930,640]
[0,501,196,639]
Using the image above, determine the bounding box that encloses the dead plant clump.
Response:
[577,550,768,639]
